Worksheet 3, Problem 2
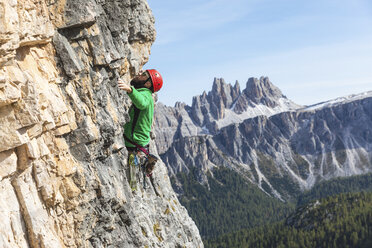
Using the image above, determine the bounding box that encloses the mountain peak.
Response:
[234,80,240,92]
[244,77,285,107]
[155,76,301,153]
[187,76,299,128]
[211,77,226,92]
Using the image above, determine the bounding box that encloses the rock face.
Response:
[154,77,300,154]
[157,77,372,200]
[0,1,202,248]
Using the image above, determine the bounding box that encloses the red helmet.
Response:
[146,69,163,92]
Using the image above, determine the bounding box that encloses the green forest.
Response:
[205,192,372,248]
[172,168,372,247]
[297,173,372,206]
[173,167,295,238]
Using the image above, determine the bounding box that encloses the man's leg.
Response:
[127,148,138,191]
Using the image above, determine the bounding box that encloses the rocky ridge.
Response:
[154,77,300,154]
[156,79,372,201]
[0,1,202,247]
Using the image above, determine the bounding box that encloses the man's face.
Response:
[130,71,152,89]
[133,71,149,83]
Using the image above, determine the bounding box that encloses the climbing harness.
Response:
[124,135,159,194]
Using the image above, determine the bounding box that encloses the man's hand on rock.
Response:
[118,78,133,93]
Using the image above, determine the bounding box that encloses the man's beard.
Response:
[130,78,147,89]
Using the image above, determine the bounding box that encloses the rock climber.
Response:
[117,69,163,192]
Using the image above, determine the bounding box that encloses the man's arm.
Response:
[118,78,151,110]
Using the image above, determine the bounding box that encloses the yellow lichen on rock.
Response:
[153,222,164,242]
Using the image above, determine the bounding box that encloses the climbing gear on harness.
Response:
[143,154,158,176]
[124,135,159,191]
[146,69,163,93]
[124,135,158,175]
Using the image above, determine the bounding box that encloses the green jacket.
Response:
[124,87,154,148]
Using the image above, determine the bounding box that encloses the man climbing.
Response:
[118,69,163,192]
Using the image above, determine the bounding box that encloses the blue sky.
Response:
[146,0,372,107]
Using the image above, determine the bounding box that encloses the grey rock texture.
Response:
[154,76,300,154]
[0,0,202,247]
[245,77,283,107]
[159,86,372,200]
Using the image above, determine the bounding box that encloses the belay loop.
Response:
[124,135,150,156]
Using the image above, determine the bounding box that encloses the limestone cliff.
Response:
[0,0,202,247]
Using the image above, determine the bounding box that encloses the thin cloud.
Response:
[151,0,257,45]
[158,35,372,106]
[147,0,372,106]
